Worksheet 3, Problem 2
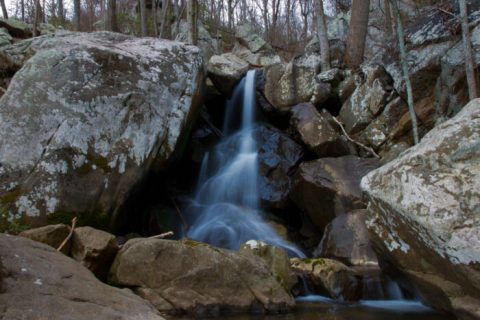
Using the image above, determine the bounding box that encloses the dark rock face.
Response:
[290,156,380,231]
[255,124,304,208]
[0,233,164,320]
[109,238,295,316]
[72,226,119,281]
[0,32,204,228]
[290,103,351,157]
[361,99,480,320]
[314,210,378,266]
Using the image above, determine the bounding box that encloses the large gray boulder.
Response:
[0,32,204,228]
[0,233,164,320]
[233,24,281,67]
[207,53,249,96]
[361,99,480,320]
[109,238,295,316]
[290,156,380,231]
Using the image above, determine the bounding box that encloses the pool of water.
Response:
[170,296,454,320]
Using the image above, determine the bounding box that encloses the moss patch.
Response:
[0,206,30,234]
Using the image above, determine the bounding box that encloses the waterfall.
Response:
[187,70,303,257]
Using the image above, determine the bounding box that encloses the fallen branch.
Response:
[57,217,77,252]
[332,117,380,159]
[147,231,174,240]
[437,7,457,18]
[170,196,189,233]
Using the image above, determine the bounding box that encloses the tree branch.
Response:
[332,116,380,158]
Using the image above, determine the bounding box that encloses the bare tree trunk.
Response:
[73,0,81,31]
[459,0,478,100]
[21,0,25,21]
[227,0,234,29]
[187,0,198,45]
[159,0,170,38]
[384,0,393,39]
[0,0,8,18]
[153,0,158,37]
[106,0,118,31]
[33,0,40,36]
[140,0,148,36]
[391,0,419,144]
[344,0,370,69]
[315,0,330,70]
[57,0,64,23]
[42,0,45,22]
[286,0,291,43]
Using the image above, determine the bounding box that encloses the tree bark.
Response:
[21,0,25,21]
[106,0,118,31]
[391,0,419,144]
[140,0,148,36]
[315,0,331,70]
[384,0,393,39]
[344,0,370,69]
[187,0,198,45]
[0,0,8,19]
[57,0,64,23]
[159,0,170,38]
[33,0,40,36]
[459,0,478,100]
[73,0,81,31]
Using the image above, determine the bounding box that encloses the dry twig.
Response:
[57,217,77,252]
[332,117,380,159]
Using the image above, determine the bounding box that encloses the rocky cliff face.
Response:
[0,32,204,229]
[362,99,480,319]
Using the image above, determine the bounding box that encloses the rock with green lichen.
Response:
[0,31,204,229]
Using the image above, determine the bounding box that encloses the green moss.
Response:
[0,206,30,234]
[86,154,111,172]
[0,188,22,206]
[182,239,205,248]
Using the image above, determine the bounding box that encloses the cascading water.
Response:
[187,70,303,257]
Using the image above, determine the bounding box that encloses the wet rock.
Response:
[240,240,297,292]
[290,156,380,231]
[361,99,480,319]
[0,32,204,228]
[72,226,118,281]
[291,258,360,301]
[290,103,351,157]
[255,124,304,208]
[109,238,295,316]
[263,54,326,111]
[339,64,394,134]
[0,234,164,320]
[233,24,281,67]
[207,53,249,96]
[314,210,378,266]
[19,223,71,254]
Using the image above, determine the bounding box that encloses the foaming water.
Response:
[187,70,304,257]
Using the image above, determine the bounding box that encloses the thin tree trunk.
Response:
[459,0,478,100]
[0,0,8,19]
[140,0,148,36]
[227,0,233,29]
[106,0,118,31]
[159,0,170,38]
[315,0,330,70]
[33,0,40,36]
[286,0,291,43]
[391,0,419,144]
[42,0,45,22]
[384,0,393,39]
[21,0,25,21]
[57,0,64,23]
[344,0,370,69]
[153,0,158,37]
[73,0,81,31]
[187,0,197,45]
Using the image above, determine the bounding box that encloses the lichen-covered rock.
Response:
[291,258,360,301]
[109,238,295,316]
[19,223,71,254]
[0,27,12,46]
[240,240,297,292]
[72,226,118,281]
[290,156,380,231]
[207,53,249,96]
[0,32,204,228]
[290,103,351,157]
[339,64,394,134]
[175,21,219,61]
[361,99,480,319]
[264,55,326,111]
[233,24,281,67]
[0,18,32,38]
[314,210,378,266]
[255,124,304,208]
[0,234,164,320]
